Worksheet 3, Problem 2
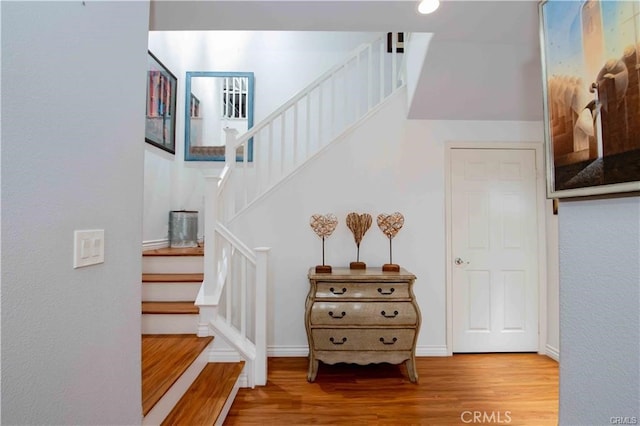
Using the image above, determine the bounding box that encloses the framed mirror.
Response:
[184,71,254,161]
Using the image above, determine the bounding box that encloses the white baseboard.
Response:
[416,345,449,356]
[268,345,309,357]
[142,238,204,251]
[545,344,560,362]
[236,371,249,388]
[142,239,169,251]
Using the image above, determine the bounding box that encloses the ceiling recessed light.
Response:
[418,0,440,14]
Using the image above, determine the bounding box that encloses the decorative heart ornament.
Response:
[310,214,338,239]
[346,213,372,246]
[377,212,404,239]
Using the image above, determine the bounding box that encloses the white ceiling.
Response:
[150,0,544,121]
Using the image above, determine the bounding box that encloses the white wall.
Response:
[228,88,553,354]
[559,197,640,425]
[546,200,560,359]
[1,2,148,424]
[404,32,433,111]
[143,31,379,245]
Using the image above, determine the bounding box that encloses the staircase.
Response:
[140,31,408,423]
[141,247,244,425]
[142,246,203,334]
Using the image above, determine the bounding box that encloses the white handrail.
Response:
[220,32,407,223]
[231,40,380,149]
[216,223,256,265]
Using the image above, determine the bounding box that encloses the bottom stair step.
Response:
[142,334,214,417]
[161,361,245,426]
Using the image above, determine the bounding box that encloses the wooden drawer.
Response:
[311,329,415,351]
[310,301,418,326]
[315,282,409,299]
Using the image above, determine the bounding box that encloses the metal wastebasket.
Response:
[169,210,198,248]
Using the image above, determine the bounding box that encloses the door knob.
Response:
[454,257,468,265]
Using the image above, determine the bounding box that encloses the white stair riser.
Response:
[142,283,201,302]
[142,314,199,334]
[143,256,203,274]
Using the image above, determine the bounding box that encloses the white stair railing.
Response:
[197,174,270,388]
[219,32,406,222]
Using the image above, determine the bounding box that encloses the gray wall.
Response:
[1,2,149,424]
[559,196,640,425]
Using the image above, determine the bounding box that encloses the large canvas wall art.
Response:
[539,0,640,198]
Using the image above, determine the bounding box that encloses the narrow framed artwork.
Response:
[145,51,177,154]
[539,0,640,198]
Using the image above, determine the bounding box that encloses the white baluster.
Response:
[240,256,247,338]
[224,128,238,220]
[293,103,299,167]
[367,43,373,110]
[392,33,398,93]
[267,123,273,187]
[225,245,233,325]
[254,247,270,386]
[202,175,221,299]
[356,51,361,119]
[305,94,311,157]
[224,127,238,170]
[281,113,286,178]
[379,39,384,103]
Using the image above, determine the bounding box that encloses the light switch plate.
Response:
[74,229,105,268]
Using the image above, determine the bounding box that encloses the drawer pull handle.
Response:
[328,311,346,319]
[379,337,398,345]
[377,287,395,295]
[330,337,347,345]
[381,310,399,318]
[330,287,347,295]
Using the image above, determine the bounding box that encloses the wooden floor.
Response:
[141,334,213,416]
[225,354,558,425]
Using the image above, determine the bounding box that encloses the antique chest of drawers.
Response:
[305,267,421,382]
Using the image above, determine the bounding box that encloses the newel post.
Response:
[224,127,239,169]
[202,174,221,299]
[254,247,271,386]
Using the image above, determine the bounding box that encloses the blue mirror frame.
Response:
[184,71,254,162]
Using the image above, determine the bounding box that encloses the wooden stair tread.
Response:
[161,361,245,426]
[142,273,204,283]
[142,334,214,416]
[143,246,204,257]
[142,301,199,314]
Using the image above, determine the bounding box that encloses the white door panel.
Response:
[452,148,539,352]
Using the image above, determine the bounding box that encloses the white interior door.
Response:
[451,148,539,352]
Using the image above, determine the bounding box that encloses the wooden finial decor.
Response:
[309,213,338,273]
[377,212,404,272]
[346,212,372,269]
